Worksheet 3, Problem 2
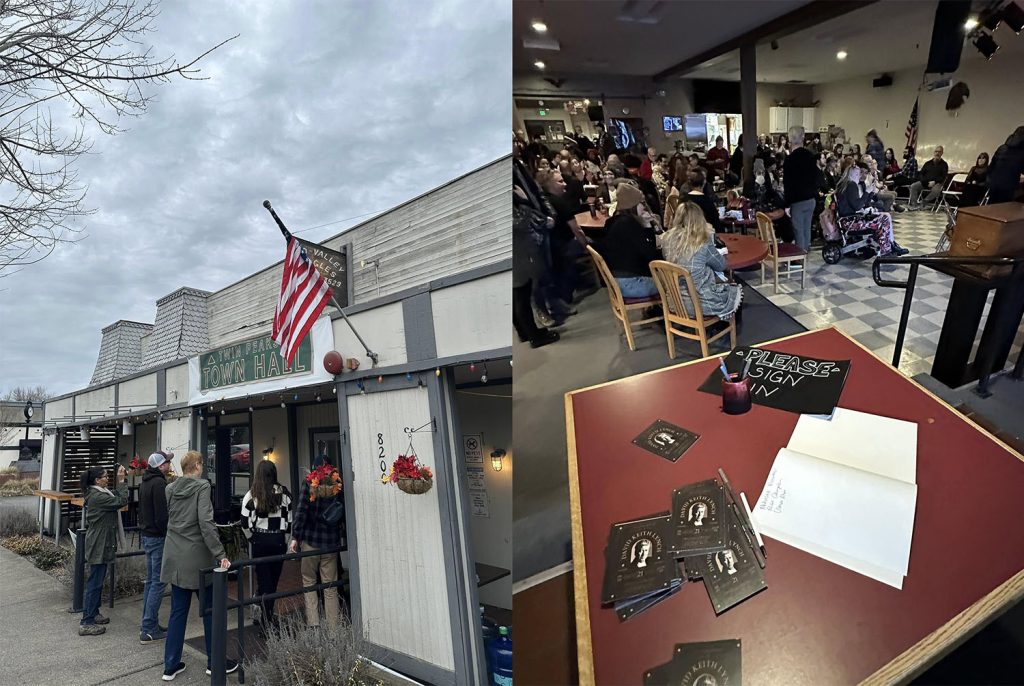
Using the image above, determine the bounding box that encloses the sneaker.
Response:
[162,663,186,681]
[94,614,110,625]
[206,659,239,675]
[140,630,167,644]
[79,624,106,636]
[158,624,168,632]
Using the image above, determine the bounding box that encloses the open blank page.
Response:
[788,408,918,484]
[753,448,917,589]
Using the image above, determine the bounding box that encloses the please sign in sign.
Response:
[200,334,312,391]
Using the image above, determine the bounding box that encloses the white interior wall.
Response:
[812,58,1023,172]
[454,383,511,610]
[252,407,291,493]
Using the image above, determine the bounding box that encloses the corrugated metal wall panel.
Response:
[206,158,510,348]
[346,386,455,670]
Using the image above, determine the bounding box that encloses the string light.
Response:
[357,380,366,395]
[435,367,441,377]
[315,394,321,402]
[405,372,413,381]
[248,406,254,412]
[481,362,489,384]
[220,409,226,415]
[332,387,337,394]
[469,363,476,372]
[377,375,383,384]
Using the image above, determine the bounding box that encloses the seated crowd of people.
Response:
[512,121,1024,349]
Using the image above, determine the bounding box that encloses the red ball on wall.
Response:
[323,351,344,375]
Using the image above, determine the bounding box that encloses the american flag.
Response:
[905,97,919,150]
[273,238,333,366]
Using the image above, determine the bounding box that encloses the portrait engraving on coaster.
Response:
[632,420,700,462]
[670,480,725,556]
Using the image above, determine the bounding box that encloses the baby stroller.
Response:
[819,192,881,264]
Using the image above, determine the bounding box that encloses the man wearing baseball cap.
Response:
[139,450,173,643]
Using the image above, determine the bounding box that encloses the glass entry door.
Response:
[204,415,251,524]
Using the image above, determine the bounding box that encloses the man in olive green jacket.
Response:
[160,451,236,681]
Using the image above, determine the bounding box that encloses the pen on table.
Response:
[718,358,731,381]
[718,468,765,567]
[740,491,767,558]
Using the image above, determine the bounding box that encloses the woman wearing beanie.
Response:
[594,182,660,299]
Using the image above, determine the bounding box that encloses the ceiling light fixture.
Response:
[534,60,545,70]
[964,16,979,30]
[973,31,999,59]
[531,21,547,33]
[836,50,848,60]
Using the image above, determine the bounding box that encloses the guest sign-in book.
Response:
[698,346,851,416]
[602,513,681,605]
[753,408,918,589]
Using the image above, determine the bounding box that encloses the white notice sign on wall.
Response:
[466,467,486,491]
[470,491,489,517]
[463,434,483,463]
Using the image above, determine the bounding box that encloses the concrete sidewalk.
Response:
[0,545,240,685]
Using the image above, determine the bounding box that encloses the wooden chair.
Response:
[649,260,736,359]
[663,189,680,228]
[756,211,807,294]
[586,245,662,351]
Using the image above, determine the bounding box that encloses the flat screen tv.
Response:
[663,116,683,132]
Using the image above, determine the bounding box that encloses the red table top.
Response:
[566,327,1024,686]
[717,233,768,270]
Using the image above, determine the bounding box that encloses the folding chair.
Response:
[934,173,967,214]
[586,246,662,351]
[649,260,736,359]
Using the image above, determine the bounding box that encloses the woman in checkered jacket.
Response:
[241,461,292,631]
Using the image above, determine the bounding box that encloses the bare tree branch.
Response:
[0,0,236,274]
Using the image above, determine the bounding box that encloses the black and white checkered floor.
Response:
[748,210,1024,380]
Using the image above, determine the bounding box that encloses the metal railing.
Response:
[68,525,146,613]
[872,254,1024,395]
[200,544,347,686]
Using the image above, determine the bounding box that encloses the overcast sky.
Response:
[0,0,511,398]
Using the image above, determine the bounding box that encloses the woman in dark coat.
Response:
[78,464,129,635]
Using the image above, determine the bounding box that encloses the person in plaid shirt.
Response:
[290,454,344,627]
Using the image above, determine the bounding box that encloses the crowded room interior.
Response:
[512,1,1024,684]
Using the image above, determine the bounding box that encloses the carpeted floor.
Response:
[512,275,806,581]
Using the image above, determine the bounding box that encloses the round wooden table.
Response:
[717,232,768,270]
[722,215,758,235]
[575,209,608,230]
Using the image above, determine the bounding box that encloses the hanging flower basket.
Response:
[397,475,433,495]
[128,455,146,477]
[382,453,434,495]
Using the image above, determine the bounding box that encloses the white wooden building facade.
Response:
[39,156,512,684]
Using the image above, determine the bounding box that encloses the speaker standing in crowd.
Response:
[78,464,129,636]
[783,125,818,252]
[138,451,173,643]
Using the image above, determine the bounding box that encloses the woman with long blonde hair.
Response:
[661,202,743,320]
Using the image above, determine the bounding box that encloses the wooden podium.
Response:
[931,203,1024,389]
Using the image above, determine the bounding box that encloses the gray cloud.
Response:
[0,0,511,397]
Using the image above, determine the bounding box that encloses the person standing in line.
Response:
[160,450,236,681]
[988,126,1024,204]
[290,455,345,629]
[138,451,173,643]
[78,464,129,636]
[783,125,818,252]
[241,460,292,634]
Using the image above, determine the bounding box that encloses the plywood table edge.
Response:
[859,568,1024,685]
[563,324,1024,684]
[566,392,596,686]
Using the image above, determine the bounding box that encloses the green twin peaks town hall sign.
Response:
[200,334,312,391]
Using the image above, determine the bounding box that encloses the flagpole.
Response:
[263,201,380,367]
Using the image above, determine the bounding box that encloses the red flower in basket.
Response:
[306,464,342,501]
[128,455,146,476]
[382,454,434,494]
